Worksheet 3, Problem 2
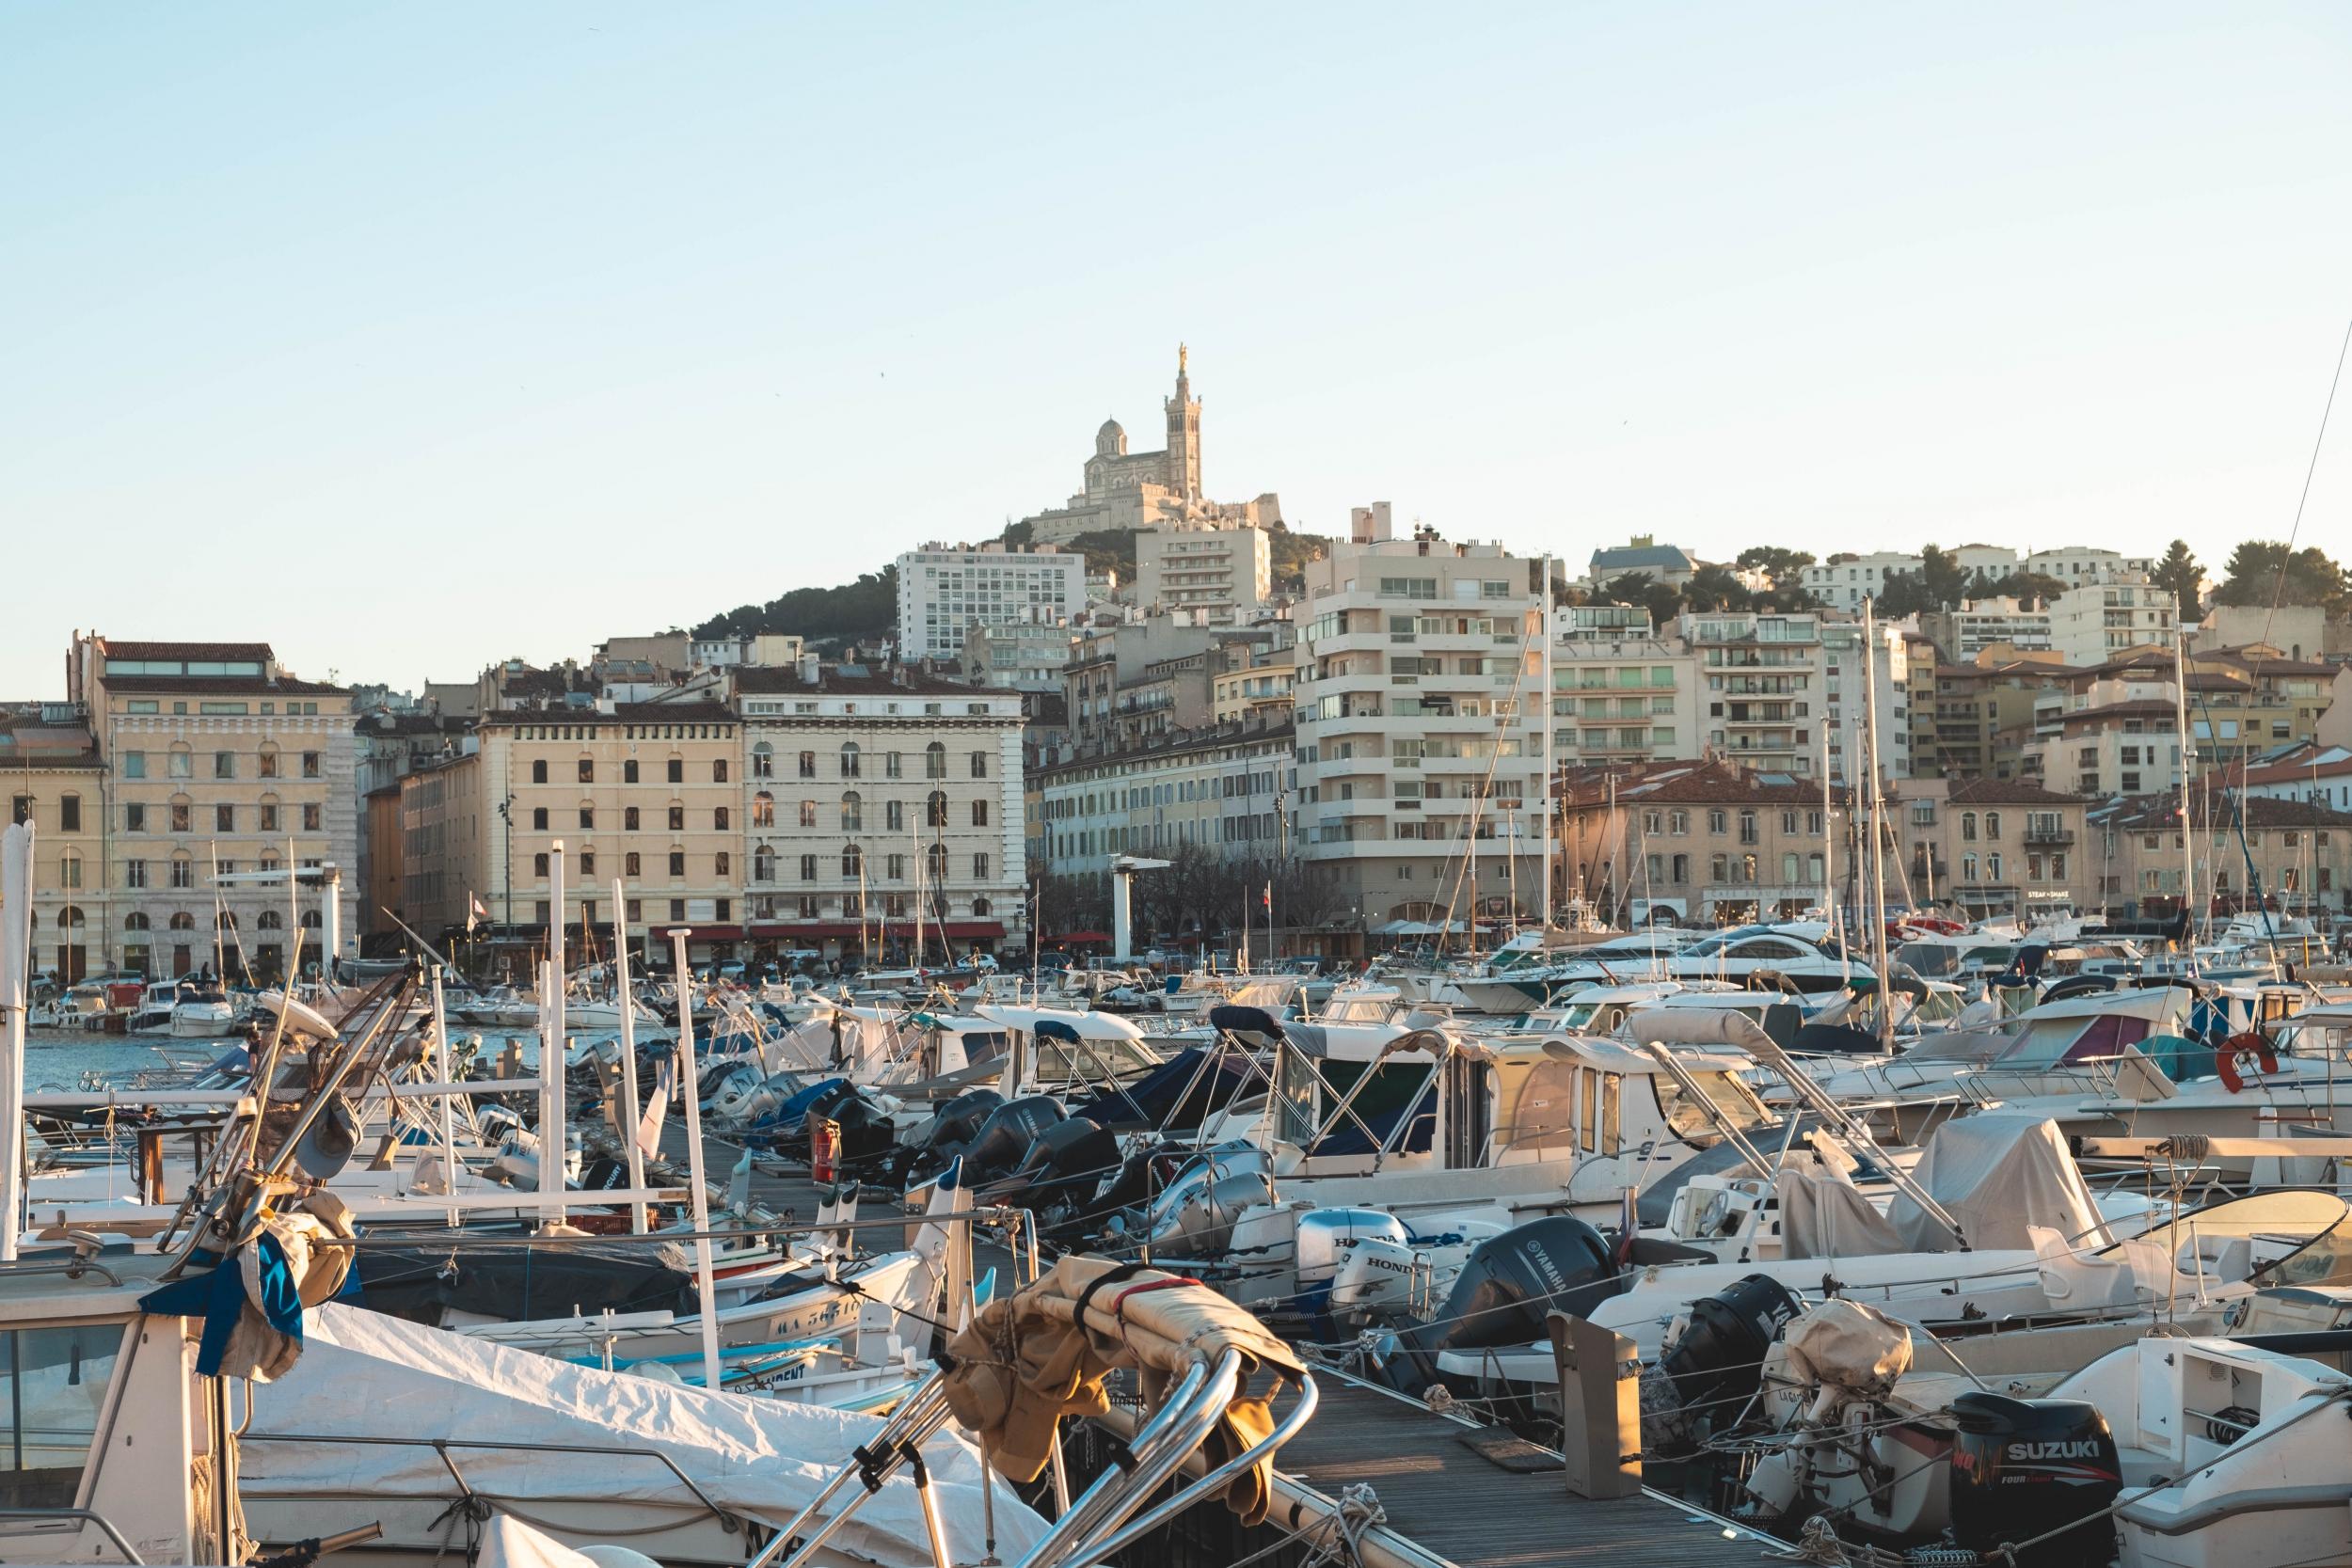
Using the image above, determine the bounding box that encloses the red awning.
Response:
[745,921,867,939]
[938,921,1006,939]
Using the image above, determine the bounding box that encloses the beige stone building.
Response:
[1,710,106,981]
[1560,758,1852,925]
[65,637,358,983]
[1135,524,1272,618]
[1892,777,2091,919]
[2086,787,2352,920]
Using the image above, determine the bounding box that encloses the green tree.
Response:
[694,566,898,642]
[1918,545,1968,610]
[1874,570,1931,620]
[2211,540,2349,610]
[2153,540,2204,620]
[1601,571,1684,626]
[1682,563,1754,612]
[1734,546,1816,594]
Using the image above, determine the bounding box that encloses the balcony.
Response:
[2024,824,2075,847]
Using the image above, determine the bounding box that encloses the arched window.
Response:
[1962,852,1979,882]
[215,911,237,929]
[927,791,948,828]
[925,742,946,779]
[258,793,281,832]
[1986,852,2003,881]
[752,741,774,779]
[927,842,948,879]
[625,851,642,876]
[299,911,320,928]
[57,905,84,928]
[1960,812,1978,842]
[1984,812,2002,840]
[841,844,864,879]
[257,910,284,929]
[972,897,992,917]
[626,805,643,831]
[168,911,197,931]
[751,792,773,828]
[841,792,863,832]
[124,912,151,931]
[840,742,861,779]
[753,845,776,882]
[579,802,596,830]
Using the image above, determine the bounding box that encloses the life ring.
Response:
[2215,1030,2280,1093]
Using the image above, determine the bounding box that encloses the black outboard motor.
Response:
[956,1095,1066,1184]
[1377,1216,1620,1397]
[987,1115,1120,1216]
[1949,1392,2120,1568]
[819,1091,897,1177]
[889,1087,1007,1186]
[772,1079,859,1161]
[1651,1275,1803,1445]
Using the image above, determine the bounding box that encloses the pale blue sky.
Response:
[7,4,2350,696]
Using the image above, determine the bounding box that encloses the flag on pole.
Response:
[636,1044,676,1158]
[1262,881,1272,911]
[467,893,488,934]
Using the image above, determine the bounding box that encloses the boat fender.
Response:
[2215,1030,2279,1093]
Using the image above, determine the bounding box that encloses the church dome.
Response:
[1095,418,1127,458]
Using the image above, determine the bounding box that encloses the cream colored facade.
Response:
[397,752,488,940]
[1136,525,1272,616]
[2,719,105,981]
[1212,641,1295,725]
[66,637,357,982]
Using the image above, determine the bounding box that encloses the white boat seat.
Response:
[2034,1225,2173,1308]
[2176,1234,2252,1284]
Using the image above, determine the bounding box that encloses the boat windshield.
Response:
[1989,1009,2153,1070]
[1652,1069,1775,1147]
[2099,1190,2352,1289]
[1895,942,1962,979]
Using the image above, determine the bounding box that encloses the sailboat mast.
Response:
[1863,602,1894,1051]
[1537,557,1555,930]
[2172,627,2199,967]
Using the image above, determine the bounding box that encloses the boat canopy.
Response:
[977,1005,1146,1042]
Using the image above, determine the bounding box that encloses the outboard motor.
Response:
[815,1091,896,1178]
[1648,1274,1803,1449]
[1377,1215,1620,1397]
[1949,1393,2120,1568]
[988,1115,1120,1216]
[956,1096,1066,1184]
[1128,1142,1275,1259]
[771,1078,856,1161]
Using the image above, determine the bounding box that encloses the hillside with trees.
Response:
[693,567,898,643]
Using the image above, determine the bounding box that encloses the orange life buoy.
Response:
[2215,1030,2280,1093]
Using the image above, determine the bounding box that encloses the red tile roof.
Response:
[97,640,275,662]
[100,675,346,697]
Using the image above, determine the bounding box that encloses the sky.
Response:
[6,3,2351,697]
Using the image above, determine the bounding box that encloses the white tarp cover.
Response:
[1778,1299,1913,1394]
[1774,1164,1904,1259]
[244,1305,1049,1567]
[475,1514,601,1568]
[1885,1113,2109,1253]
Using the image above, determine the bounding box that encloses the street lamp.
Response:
[495,794,516,934]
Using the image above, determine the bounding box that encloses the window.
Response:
[800,853,818,881]
[215,803,234,832]
[713,759,729,784]
[668,805,685,831]
[168,750,191,779]
[886,800,905,832]
[532,807,549,831]
[58,852,80,890]
[170,801,191,833]
[626,851,641,876]
[122,752,146,780]
[928,843,948,879]
[1707,810,1727,834]
[625,760,640,784]
[668,850,686,878]
[170,858,194,889]
[215,752,236,779]
[1987,852,2002,881]
[1963,851,1979,881]
[670,899,687,922]
[715,896,732,921]
[57,795,80,832]
[972,800,989,827]
[578,758,595,783]
[1738,810,1757,845]
[534,852,550,878]
[750,794,772,828]
[887,852,906,880]
[971,751,988,779]
[625,805,642,831]
[0,1323,123,1509]
[114,800,140,833]
[884,751,903,780]
[580,851,596,877]
[715,851,730,877]
[1672,852,1689,881]
[840,792,863,831]
[974,851,992,879]
[580,805,596,830]
[752,743,773,779]
[840,742,862,779]
[124,859,147,889]
[531,759,549,784]
[842,845,864,879]
[714,806,730,830]
[974,897,993,917]
[928,791,948,828]
[299,752,320,778]
[1961,812,1978,841]
[1670,810,1689,835]
[258,802,278,832]
[666,758,683,784]
[301,801,320,832]
[926,742,946,779]
[1985,812,2002,839]
[754,846,775,881]
[798,895,819,918]
[799,800,817,828]
[799,751,817,779]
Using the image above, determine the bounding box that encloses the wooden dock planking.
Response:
[1273,1375,1782,1568]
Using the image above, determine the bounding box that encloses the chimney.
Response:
[799,652,820,685]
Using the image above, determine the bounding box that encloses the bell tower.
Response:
[1163,342,1201,500]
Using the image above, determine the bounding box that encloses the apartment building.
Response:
[1801,546,2015,612]
[2086,788,2352,917]
[2023,546,2156,584]
[1893,777,2090,918]
[1919,597,2055,661]
[2047,579,2178,666]
[1,708,105,981]
[895,542,1086,664]
[65,636,358,983]
[733,664,1026,961]
[1582,536,1697,591]
[1134,524,1272,618]
[1035,722,1295,876]
[2239,743,2352,816]
[1684,610,1824,775]
[1819,620,1916,784]
[1549,605,1701,770]
[455,701,743,966]
[1558,758,1851,926]
[1211,638,1295,725]
[1293,531,1548,922]
[1906,657,2069,781]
